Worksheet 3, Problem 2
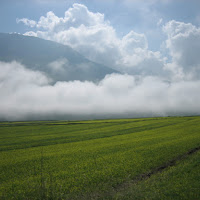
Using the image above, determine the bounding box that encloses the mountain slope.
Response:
[0,33,119,82]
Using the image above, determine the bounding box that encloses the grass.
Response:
[0,116,200,199]
[114,151,200,200]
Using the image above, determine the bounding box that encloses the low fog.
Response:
[1,61,200,121]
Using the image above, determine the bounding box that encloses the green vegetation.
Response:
[0,116,200,199]
[114,151,200,200]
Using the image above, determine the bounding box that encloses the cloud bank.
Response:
[0,61,200,120]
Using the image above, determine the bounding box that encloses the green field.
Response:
[0,116,200,199]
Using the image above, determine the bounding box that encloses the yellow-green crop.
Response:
[0,116,200,199]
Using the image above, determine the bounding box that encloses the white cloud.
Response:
[34,4,105,32]
[121,31,148,52]
[17,4,200,81]
[0,61,49,91]
[18,3,166,77]
[0,61,200,120]
[163,20,200,80]
[16,18,37,28]
[48,58,68,72]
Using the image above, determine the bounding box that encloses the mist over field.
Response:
[1,60,200,120]
[1,2,200,120]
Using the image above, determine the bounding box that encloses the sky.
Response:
[1,0,200,51]
[0,0,200,120]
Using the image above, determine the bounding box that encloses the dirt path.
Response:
[113,146,200,193]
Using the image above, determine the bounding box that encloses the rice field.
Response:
[0,116,200,199]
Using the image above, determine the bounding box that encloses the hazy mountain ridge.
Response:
[0,33,119,82]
